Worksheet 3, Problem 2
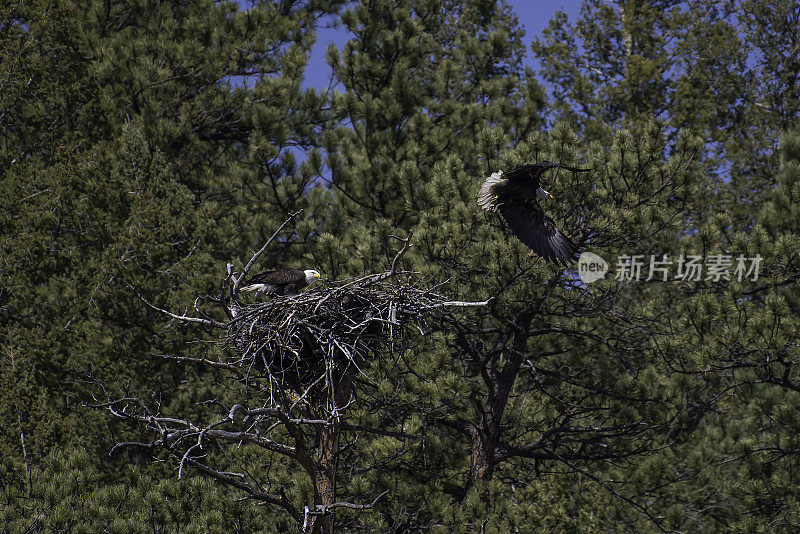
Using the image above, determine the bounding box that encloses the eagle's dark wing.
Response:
[503,162,591,189]
[251,269,304,286]
[498,201,579,265]
[242,269,305,295]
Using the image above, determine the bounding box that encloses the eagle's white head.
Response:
[304,269,322,284]
[536,187,554,200]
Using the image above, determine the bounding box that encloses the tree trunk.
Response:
[312,420,340,534]
[470,426,496,484]
[308,371,352,534]
[469,312,532,487]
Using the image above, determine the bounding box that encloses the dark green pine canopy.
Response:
[477,162,590,265]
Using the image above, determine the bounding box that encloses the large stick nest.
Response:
[135,225,488,398]
[227,273,466,389]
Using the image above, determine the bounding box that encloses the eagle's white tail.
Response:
[240,283,267,293]
[477,171,506,211]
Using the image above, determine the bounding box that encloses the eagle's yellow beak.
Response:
[548,193,554,200]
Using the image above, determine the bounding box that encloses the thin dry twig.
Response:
[233,210,303,297]
[130,285,226,328]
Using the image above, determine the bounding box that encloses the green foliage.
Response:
[0,448,268,533]
[1,0,342,530]
[2,0,800,531]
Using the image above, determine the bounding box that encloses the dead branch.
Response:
[233,210,303,297]
[188,459,303,522]
[304,489,390,522]
[152,353,243,372]
[423,298,493,309]
[130,285,226,328]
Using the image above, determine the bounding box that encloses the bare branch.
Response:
[422,298,493,309]
[233,210,304,297]
[18,412,29,485]
[389,230,413,276]
[308,490,390,515]
[152,353,242,371]
[188,459,302,522]
[130,285,226,328]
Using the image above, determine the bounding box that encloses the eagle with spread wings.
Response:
[477,162,590,265]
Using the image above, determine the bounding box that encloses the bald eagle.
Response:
[240,269,321,296]
[477,162,589,265]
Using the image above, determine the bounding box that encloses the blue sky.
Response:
[302,1,583,88]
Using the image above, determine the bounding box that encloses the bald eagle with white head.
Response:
[478,162,590,265]
[240,268,321,296]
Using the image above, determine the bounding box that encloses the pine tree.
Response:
[4,0,800,531]
[311,0,705,530]
[531,1,800,530]
[1,0,342,530]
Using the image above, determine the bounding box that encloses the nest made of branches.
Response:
[133,224,488,411]
[227,273,465,389]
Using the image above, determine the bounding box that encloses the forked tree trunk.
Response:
[469,313,532,488]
